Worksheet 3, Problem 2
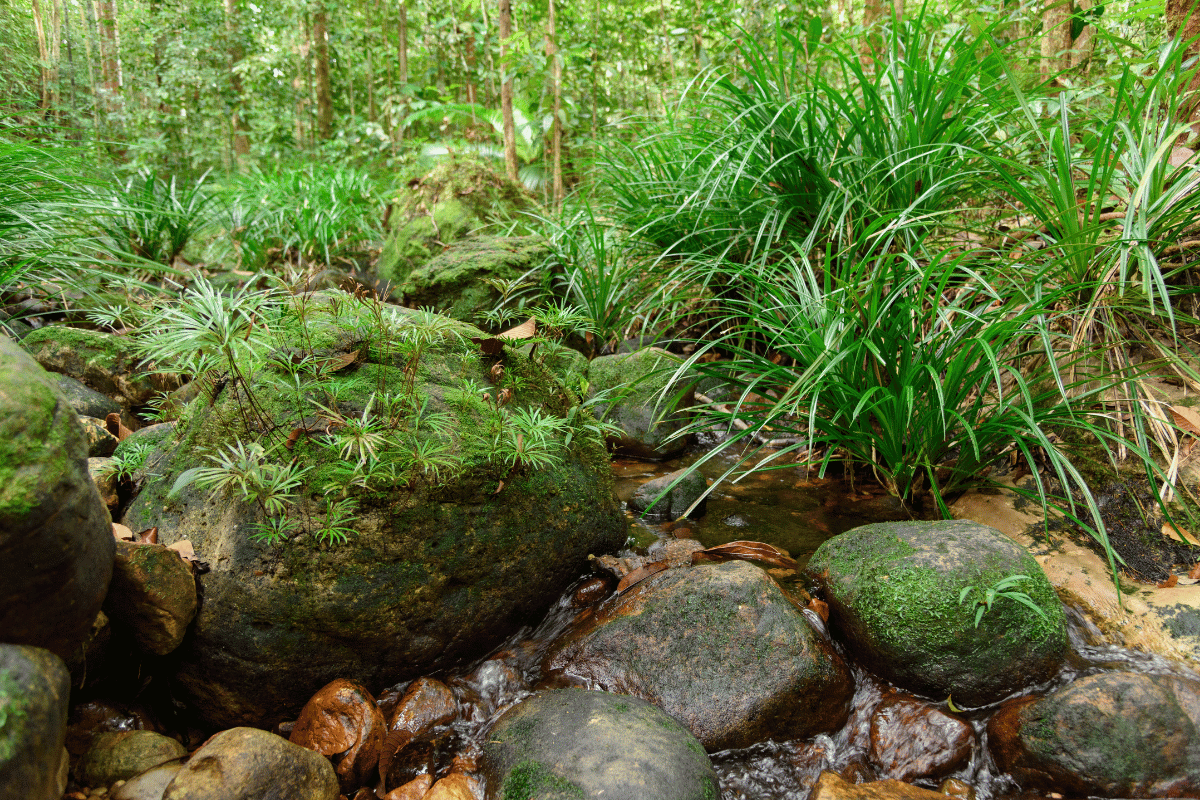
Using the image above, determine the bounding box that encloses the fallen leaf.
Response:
[493,479,504,495]
[1171,405,1200,437]
[616,560,669,593]
[498,317,536,340]
[1158,574,1179,589]
[112,523,135,541]
[1189,563,1200,580]
[323,351,360,372]
[1164,522,1200,546]
[136,527,158,544]
[167,539,197,563]
[691,540,798,570]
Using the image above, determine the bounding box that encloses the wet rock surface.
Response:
[804,519,1067,707]
[162,727,339,800]
[0,336,114,661]
[627,467,709,521]
[50,372,122,420]
[988,670,1200,796]
[868,695,974,782]
[289,679,385,795]
[75,730,187,788]
[482,688,718,800]
[21,325,180,406]
[0,644,70,800]
[544,560,854,750]
[810,770,949,800]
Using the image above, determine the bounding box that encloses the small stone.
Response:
[939,777,975,800]
[628,468,709,521]
[424,773,478,800]
[75,731,186,788]
[79,417,120,457]
[869,695,974,781]
[111,762,182,800]
[161,727,338,800]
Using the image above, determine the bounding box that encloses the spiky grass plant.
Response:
[0,137,81,290]
[91,170,214,266]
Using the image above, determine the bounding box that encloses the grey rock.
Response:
[545,560,854,750]
[52,373,122,419]
[587,347,694,460]
[80,416,120,457]
[104,541,198,657]
[483,688,718,800]
[162,727,338,800]
[20,325,180,406]
[627,468,708,521]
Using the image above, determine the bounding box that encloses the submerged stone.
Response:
[804,520,1067,707]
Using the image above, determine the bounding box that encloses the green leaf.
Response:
[168,467,205,499]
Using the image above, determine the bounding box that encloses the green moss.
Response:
[0,668,26,762]
[501,760,585,800]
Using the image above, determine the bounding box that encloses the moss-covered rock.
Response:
[75,730,186,788]
[988,671,1200,796]
[104,541,198,657]
[543,560,854,750]
[399,235,549,323]
[0,336,114,662]
[804,520,1067,708]
[377,156,532,293]
[122,296,625,729]
[586,347,694,460]
[483,688,718,800]
[0,645,70,800]
[20,326,180,406]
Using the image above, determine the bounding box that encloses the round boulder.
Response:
[803,520,1067,707]
[544,560,854,750]
[123,299,626,729]
[988,671,1200,796]
[162,727,338,800]
[0,644,71,800]
[587,347,694,460]
[75,730,186,788]
[0,336,114,661]
[482,688,718,800]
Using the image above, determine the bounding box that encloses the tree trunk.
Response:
[1069,0,1095,71]
[224,0,251,164]
[1040,0,1073,84]
[313,3,333,140]
[32,0,51,112]
[93,0,120,112]
[1167,0,1200,121]
[499,0,518,182]
[547,0,564,208]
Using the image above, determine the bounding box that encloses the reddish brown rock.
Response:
[290,679,385,795]
[810,770,949,800]
[869,695,974,782]
[988,671,1200,797]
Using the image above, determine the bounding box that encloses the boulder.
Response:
[162,727,338,800]
[20,325,180,406]
[0,645,70,800]
[627,468,709,521]
[868,695,974,782]
[80,416,120,457]
[75,730,186,788]
[399,235,549,323]
[103,541,198,656]
[123,297,626,729]
[51,373,122,419]
[803,520,1067,707]
[377,156,532,294]
[111,762,182,800]
[988,671,1200,796]
[289,679,385,795]
[0,336,114,661]
[482,688,718,800]
[544,560,854,750]
[587,347,694,460]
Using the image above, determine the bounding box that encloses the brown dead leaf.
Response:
[498,317,536,340]
[167,539,197,563]
[1163,522,1200,546]
[493,479,504,495]
[136,527,158,544]
[323,351,360,372]
[112,523,135,541]
[691,540,798,570]
[1158,574,1179,589]
[105,413,134,441]
[1171,405,1200,438]
[290,678,385,795]
[1189,563,1200,580]
[489,362,505,382]
[616,560,669,593]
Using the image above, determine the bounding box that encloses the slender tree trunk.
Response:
[591,0,600,137]
[1040,0,1073,84]
[295,15,310,148]
[480,0,496,103]
[499,0,518,181]
[78,0,100,133]
[224,0,251,164]
[49,0,61,112]
[547,0,564,208]
[93,0,120,113]
[464,26,477,105]
[395,0,408,143]
[313,3,333,140]
[32,0,50,112]
[1167,0,1200,121]
[1069,0,1095,71]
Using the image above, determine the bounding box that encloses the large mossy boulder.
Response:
[483,688,719,800]
[377,156,532,294]
[544,560,854,750]
[587,347,695,460]
[21,326,180,406]
[988,671,1200,796]
[804,520,1067,708]
[399,234,549,322]
[0,336,114,662]
[123,296,626,729]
